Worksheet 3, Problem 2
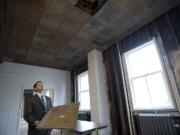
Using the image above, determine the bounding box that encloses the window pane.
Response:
[78,71,91,110]
[79,91,91,110]
[45,90,50,97]
[132,77,151,109]
[126,41,163,78]
[79,73,89,91]
[146,73,174,109]
[142,43,162,73]
[127,50,145,78]
[125,39,174,110]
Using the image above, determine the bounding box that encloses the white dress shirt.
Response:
[34,92,47,107]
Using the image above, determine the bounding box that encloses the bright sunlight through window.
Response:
[78,71,91,111]
[124,39,174,110]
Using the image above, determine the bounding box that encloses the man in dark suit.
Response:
[24,81,53,135]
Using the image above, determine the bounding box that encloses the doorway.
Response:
[19,89,33,135]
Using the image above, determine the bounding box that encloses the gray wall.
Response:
[0,62,71,135]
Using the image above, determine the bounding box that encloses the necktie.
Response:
[41,95,47,112]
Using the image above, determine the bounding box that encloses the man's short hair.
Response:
[33,81,43,88]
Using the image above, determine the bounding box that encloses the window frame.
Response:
[77,71,91,111]
[122,37,178,113]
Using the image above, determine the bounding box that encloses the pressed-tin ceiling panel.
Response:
[3,0,180,70]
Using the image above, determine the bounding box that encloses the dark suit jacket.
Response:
[24,94,53,135]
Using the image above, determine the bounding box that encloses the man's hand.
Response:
[34,121,41,128]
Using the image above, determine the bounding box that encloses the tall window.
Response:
[78,71,91,111]
[44,89,54,105]
[124,39,175,110]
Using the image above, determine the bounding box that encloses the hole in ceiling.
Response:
[75,0,107,15]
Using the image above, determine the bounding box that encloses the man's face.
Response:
[35,83,44,93]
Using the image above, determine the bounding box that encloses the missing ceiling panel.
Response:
[75,0,107,15]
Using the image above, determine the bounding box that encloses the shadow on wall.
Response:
[170,50,180,90]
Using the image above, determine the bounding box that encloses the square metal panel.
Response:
[4,0,180,69]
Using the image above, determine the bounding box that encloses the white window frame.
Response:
[123,38,177,112]
[78,71,91,111]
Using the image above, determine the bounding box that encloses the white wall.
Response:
[0,62,71,135]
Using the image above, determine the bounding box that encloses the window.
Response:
[78,71,91,110]
[124,39,175,110]
[44,89,54,105]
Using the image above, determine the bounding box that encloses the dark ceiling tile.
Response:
[68,0,79,5]
[95,1,120,24]
[75,9,91,24]
[51,31,71,46]
[26,46,44,60]
[47,0,68,15]
[33,36,51,46]
[57,52,72,60]
[6,0,179,70]
[97,28,113,38]
[76,29,94,40]
[67,6,82,21]
[22,0,47,8]
[58,20,79,37]
[126,2,149,22]
[8,45,27,58]
[84,18,103,33]
[41,47,59,60]
[40,57,73,69]
[66,37,85,48]
[35,25,54,40]
[15,21,36,44]
[41,53,55,60]
[111,0,135,9]
[16,0,45,24]
[31,41,47,51]
[39,12,62,30]
[64,46,78,54]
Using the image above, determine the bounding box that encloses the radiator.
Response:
[78,111,91,121]
[135,114,178,135]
